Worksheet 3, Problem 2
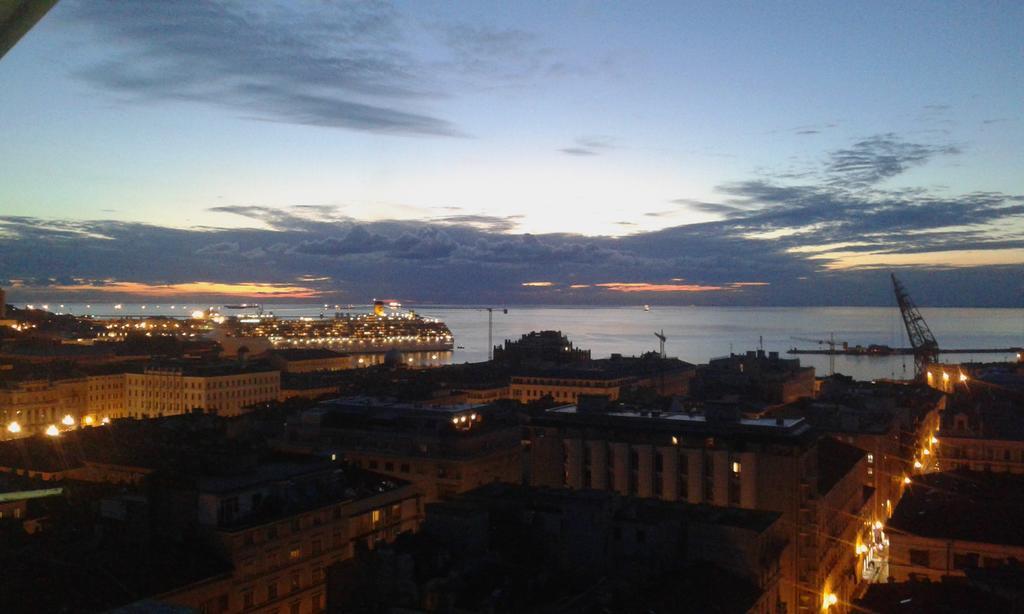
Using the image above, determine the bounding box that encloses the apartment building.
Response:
[887,470,1024,582]
[527,402,873,613]
[158,459,422,614]
[286,398,522,501]
[124,362,280,418]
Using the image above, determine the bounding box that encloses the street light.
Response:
[6,421,21,434]
[45,424,60,437]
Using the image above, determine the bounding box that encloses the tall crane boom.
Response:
[891,274,939,380]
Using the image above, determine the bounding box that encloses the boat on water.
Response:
[643,304,651,312]
[210,300,454,353]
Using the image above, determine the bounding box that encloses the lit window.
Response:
[731,461,741,474]
[866,453,874,464]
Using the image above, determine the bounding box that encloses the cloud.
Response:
[670,198,746,217]
[1,134,1021,306]
[47,280,320,299]
[559,136,615,156]
[825,133,960,188]
[595,282,727,293]
[61,0,462,136]
[432,214,523,233]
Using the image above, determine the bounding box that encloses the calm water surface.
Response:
[32,302,1024,382]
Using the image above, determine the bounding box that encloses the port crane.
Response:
[791,333,848,375]
[891,274,939,380]
[654,330,667,358]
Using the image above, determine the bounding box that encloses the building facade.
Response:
[527,404,874,613]
[124,364,280,418]
[286,398,522,502]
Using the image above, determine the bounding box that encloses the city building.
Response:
[887,470,1024,582]
[853,578,1014,613]
[696,350,816,405]
[508,354,695,403]
[266,348,351,373]
[284,397,522,501]
[0,414,424,614]
[329,482,787,613]
[773,379,943,520]
[492,330,591,367]
[124,361,280,418]
[156,457,422,614]
[526,402,874,612]
[938,385,1024,474]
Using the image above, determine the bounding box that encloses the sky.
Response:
[0,1,1023,306]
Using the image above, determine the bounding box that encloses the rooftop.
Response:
[543,403,814,443]
[889,470,1024,547]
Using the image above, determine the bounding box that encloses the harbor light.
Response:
[61,414,75,426]
[45,425,60,437]
[6,421,21,434]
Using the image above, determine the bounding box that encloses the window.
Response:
[909,549,930,567]
[867,453,874,464]
[289,545,302,560]
[953,552,979,570]
[218,497,239,525]
[312,538,323,556]
[290,572,301,592]
[242,589,254,610]
[267,580,278,600]
[290,601,301,614]
[312,592,323,612]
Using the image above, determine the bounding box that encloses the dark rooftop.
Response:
[817,436,867,495]
[889,470,1024,547]
[854,578,1012,614]
[268,347,349,360]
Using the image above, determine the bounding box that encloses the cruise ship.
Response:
[214,300,453,353]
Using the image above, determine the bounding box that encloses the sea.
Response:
[26,302,1024,382]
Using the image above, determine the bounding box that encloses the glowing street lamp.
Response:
[45,424,60,437]
[6,421,21,434]
[823,593,838,609]
[903,476,912,485]
[61,414,75,427]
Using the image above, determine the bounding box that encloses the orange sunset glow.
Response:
[48,281,321,298]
